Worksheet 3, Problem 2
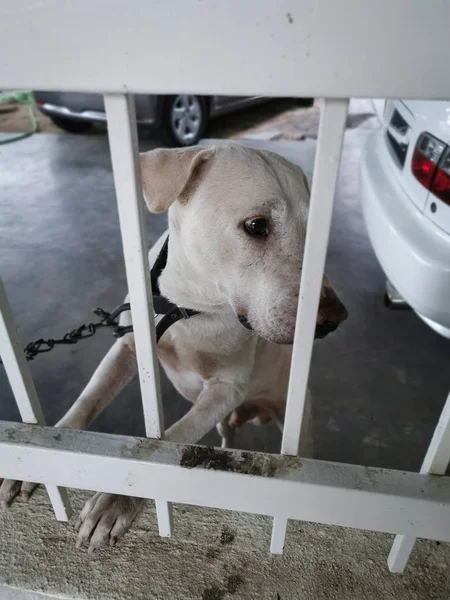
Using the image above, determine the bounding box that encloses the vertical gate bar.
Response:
[388,392,450,573]
[270,516,288,554]
[155,498,173,537]
[270,98,349,553]
[104,93,163,438]
[103,93,172,535]
[0,278,72,520]
[281,98,349,456]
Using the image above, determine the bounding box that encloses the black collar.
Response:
[150,236,335,342]
[151,236,200,342]
[110,235,333,343]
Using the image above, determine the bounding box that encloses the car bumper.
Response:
[360,131,450,333]
[37,102,155,126]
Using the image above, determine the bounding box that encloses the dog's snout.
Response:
[317,298,348,326]
[316,284,348,338]
[315,320,338,339]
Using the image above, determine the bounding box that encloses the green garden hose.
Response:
[0,91,38,145]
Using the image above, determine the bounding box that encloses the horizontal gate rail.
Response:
[1,1,450,99]
[2,421,450,543]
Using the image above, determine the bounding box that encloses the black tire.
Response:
[50,116,93,134]
[383,292,411,310]
[383,293,392,308]
[288,98,315,107]
[160,95,207,147]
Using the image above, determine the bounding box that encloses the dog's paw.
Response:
[75,493,144,552]
[0,479,38,509]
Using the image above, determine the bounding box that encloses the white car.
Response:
[360,99,450,338]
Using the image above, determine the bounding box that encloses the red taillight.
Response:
[431,149,450,206]
[411,132,445,188]
[36,100,44,106]
[411,147,436,188]
[411,132,450,205]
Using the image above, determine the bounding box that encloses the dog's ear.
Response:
[139,146,215,213]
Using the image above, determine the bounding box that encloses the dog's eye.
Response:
[244,217,268,237]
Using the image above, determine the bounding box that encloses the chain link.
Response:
[0,239,201,366]
[0,304,132,365]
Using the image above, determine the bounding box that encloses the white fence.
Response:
[1,0,450,575]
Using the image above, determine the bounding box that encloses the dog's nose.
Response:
[315,320,338,339]
[315,284,348,339]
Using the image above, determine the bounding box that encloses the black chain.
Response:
[0,239,202,366]
[0,304,132,365]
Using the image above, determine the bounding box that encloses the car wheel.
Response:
[50,116,93,134]
[161,95,207,147]
[289,98,315,107]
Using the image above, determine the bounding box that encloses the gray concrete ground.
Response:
[1,488,450,600]
[1,101,450,597]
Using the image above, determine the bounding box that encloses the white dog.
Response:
[0,142,347,551]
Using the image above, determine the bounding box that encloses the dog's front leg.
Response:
[165,380,247,445]
[56,337,138,430]
[76,379,247,551]
[216,417,236,449]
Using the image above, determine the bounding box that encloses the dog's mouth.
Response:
[238,315,338,341]
[238,315,252,330]
[314,320,338,339]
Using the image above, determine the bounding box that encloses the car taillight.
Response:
[412,132,450,205]
[412,132,445,188]
[432,149,450,206]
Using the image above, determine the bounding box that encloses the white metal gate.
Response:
[1,0,450,575]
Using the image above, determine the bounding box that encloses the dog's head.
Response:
[140,143,347,344]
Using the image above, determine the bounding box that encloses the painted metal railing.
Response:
[1,0,450,575]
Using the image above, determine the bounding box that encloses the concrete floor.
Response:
[1,108,450,597]
[1,488,450,600]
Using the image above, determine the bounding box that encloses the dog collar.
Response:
[150,236,335,342]
[150,236,200,342]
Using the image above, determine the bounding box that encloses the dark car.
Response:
[34,91,270,146]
